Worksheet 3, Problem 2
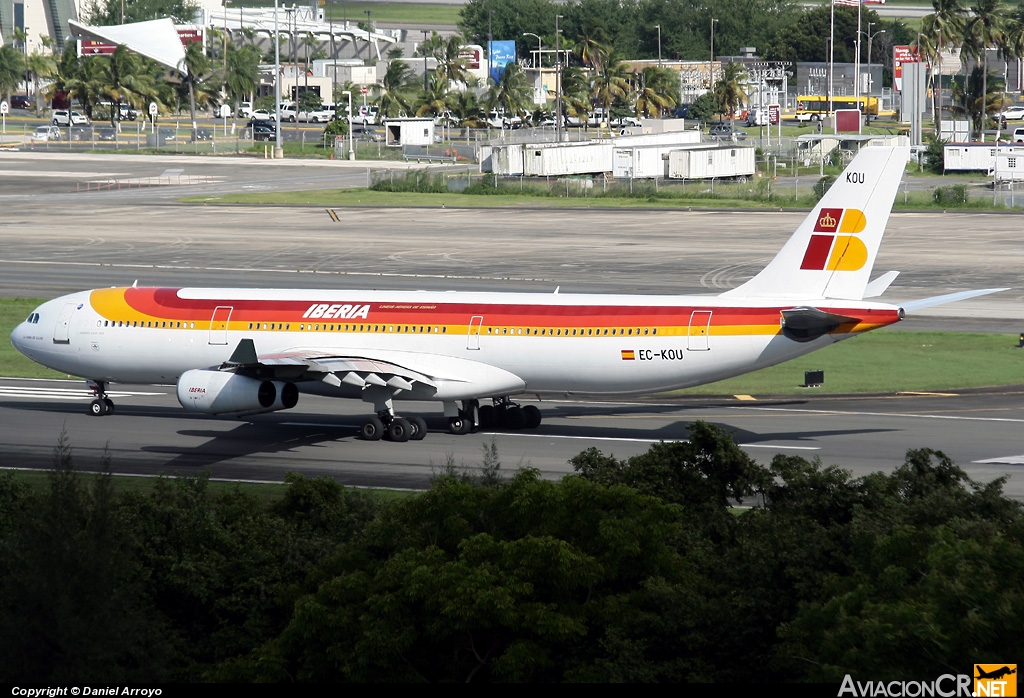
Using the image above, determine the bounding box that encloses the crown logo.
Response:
[818,212,837,228]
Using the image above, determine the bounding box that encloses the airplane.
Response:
[9,146,1007,442]
[976,666,1017,681]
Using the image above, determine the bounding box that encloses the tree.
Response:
[26,50,55,114]
[950,65,1005,138]
[634,66,677,118]
[963,0,1009,139]
[713,61,748,119]
[375,60,416,117]
[485,62,533,119]
[223,45,260,118]
[181,41,219,141]
[85,0,200,25]
[0,45,25,106]
[589,51,630,122]
[424,32,471,86]
[100,46,157,127]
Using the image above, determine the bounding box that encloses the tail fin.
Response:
[723,146,910,301]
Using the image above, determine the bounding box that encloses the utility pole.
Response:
[422,29,429,92]
[555,14,563,142]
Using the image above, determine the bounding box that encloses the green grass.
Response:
[4,298,1021,395]
[0,468,415,504]
[677,330,1024,396]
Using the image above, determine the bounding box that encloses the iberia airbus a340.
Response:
[9,147,1004,441]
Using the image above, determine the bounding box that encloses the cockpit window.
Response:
[26,313,40,324]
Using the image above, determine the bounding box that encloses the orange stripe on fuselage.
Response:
[88,288,902,336]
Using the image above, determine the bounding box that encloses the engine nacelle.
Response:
[177,369,299,416]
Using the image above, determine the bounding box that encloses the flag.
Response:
[833,0,860,5]
[862,0,885,4]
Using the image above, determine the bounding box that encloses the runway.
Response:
[1,151,1023,496]
[4,377,1024,498]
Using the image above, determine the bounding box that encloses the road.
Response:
[0,150,1022,496]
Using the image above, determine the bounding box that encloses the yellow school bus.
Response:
[796,95,879,121]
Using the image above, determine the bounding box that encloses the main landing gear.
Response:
[86,379,115,416]
[478,397,542,431]
[359,410,428,442]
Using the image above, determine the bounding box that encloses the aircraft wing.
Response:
[219,339,526,401]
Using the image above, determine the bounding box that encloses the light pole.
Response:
[859,24,885,123]
[655,24,661,68]
[524,32,543,108]
[342,89,353,160]
[421,29,429,92]
[709,18,718,88]
[274,0,282,157]
[555,14,563,142]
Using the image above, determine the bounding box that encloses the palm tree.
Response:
[415,74,452,118]
[64,54,106,119]
[964,0,1009,139]
[26,50,55,114]
[224,45,260,117]
[950,64,1004,136]
[449,88,483,127]
[375,60,415,117]
[101,46,154,127]
[590,52,630,124]
[634,66,677,118]
[921,0,968,128]
[484,62,532,121]
[0,45,25,106]
[576,23,611,73]
[431,33,470,86]
[559,66,592,125]
[182,41,218,140]
[713,62,748,120]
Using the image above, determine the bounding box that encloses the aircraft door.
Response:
[467,316,483,350]
[687,310,712,351]
[53,303,77,344]
[209,306,233,345]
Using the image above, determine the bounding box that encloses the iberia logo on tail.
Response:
[800,208,869,271]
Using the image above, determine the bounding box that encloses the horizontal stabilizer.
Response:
[899,288,1010,312]
[864,271,900,298]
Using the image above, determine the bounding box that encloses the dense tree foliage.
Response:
[1,423,1021,682]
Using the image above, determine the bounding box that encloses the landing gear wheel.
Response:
[504,405,526,430]
[448,416,472,435]
[89,399,108,416]
[478,405,496,429]
[360,416,385,441]
[103,398,115,414]
[409,416,428,440]
[387,417,412,442]
[522,405,542,429]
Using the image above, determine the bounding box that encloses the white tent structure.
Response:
[69,18,188,74]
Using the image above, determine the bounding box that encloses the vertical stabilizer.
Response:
[723,146,910,301]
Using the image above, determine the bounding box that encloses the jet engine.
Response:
[177,369,299,416]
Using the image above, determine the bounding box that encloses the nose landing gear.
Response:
[86,380,114,416]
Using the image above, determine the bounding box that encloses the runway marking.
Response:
[973,455,1024,465]
[326,208,340,222]
[0,258,554,283]
[896,391,959,397]
[731,406,1024,424]
[734,394,757,401]
[742,443,820,451]
[0,387,161,400]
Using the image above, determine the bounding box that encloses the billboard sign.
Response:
[488,40,516,84]
[893,45,920,92]
[768,104,780,126]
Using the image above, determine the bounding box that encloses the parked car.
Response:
[52,110,90,126]
[94,125,117,141]
[1013,127,1024,143]
[279,102,298,122]
[709,122,747,140]
[248,122,277,141]
[9,95,32,110]
[30,125,62,142]
[299,108,335,123]
[192,127,213,142]
[235,101,254,119]
[745,108,769,127]
[249,109,272,121]
[672,104,690,119]
[1001,106,1024,121]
